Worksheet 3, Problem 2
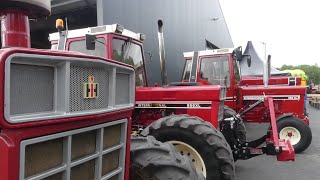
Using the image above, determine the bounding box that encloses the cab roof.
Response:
[183,47,238,58]
[49,24,143,42]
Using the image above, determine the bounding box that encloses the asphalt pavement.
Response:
[236,103,320,180]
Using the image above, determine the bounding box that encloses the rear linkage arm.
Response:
[221,97,294,161]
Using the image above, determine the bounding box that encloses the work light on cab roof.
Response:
[56,19,64,31]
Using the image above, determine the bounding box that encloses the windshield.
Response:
[69,38,106,58]
[200,56,230,86]
[112,38,145,86]
[182,59,192,81]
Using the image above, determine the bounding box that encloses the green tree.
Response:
[280,64,320,84]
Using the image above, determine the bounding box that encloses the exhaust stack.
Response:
[263,55,271,88]
[157,20,168,85]
[0,0,51,48]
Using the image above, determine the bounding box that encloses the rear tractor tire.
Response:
[130,136,205,180]
[141,115,235,180]
[277,117,312,153]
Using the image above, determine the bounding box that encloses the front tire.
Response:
[277,117,312,153]
[141,115,235,180]
[130,136,204,180]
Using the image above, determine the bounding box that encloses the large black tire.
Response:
[130,136,204,180]
[141,115,235,180]
[277,117,312,153]
[224,106,247,142]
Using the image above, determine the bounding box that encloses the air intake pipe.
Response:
[0,0,51,48]
[263,55,271,88]
[157,20,168,85]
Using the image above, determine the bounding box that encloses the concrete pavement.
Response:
[236,103,320,180]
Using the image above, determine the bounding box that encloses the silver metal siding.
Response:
[97,0,233,85]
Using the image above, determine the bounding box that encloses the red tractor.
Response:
[50,20,295,180]
[182,42,312,153]
[0,1,203,180]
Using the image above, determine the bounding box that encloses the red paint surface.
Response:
[91,83,94,97]
[238,86,307,123]
[183,53,308,124]
[136,85,222,101]
[240,76,302,86]
[266,97,295,161]
[267,97,280,145]
[135,86,222,128]
[0,11,30,48]
[0,49,134,180]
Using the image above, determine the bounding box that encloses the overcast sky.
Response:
[220,0,320,68]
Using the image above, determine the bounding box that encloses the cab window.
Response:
[69,38,106,58]
[182,59,192,81]
[200,56,230,86]
[112,38,145,86]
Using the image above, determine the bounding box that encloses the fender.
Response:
[276,113,294,121]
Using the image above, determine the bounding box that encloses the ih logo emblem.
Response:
[83,76,99,99]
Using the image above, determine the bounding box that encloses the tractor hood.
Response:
[240,41,291,77]
[136,85,225,101]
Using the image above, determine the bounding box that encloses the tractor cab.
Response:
[182,47,311,154]
[182,47,249,108]
[182,47,245,87]
[182,44,302,87]
[50,24,148,87]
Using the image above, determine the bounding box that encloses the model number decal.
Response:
[137,103,166,107]
[243,95,300,101]
[287,96,300,100]
[136,103,211,109]
[187,104,201,107]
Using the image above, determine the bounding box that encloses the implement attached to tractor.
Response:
[221,97,294,161]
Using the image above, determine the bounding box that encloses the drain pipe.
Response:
[157,20,168,85]
[264,55,271,88]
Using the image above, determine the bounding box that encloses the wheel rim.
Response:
[169,140,207,177]
[279,127,301,145]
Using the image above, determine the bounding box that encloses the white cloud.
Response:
[220,0,320,67]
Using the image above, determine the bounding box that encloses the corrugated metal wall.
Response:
[51,0,96,14]
[97,0,233,85]
[25,0,232,84]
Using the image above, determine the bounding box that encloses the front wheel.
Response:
[141,115,235,180]
[130,136,204,180]
[277,117,312,153]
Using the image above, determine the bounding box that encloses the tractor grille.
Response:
[69,65,110,112]
[5,54,134,123]
[20,120,127,180]
[218,101,224,122]
[115,73,130,105]
[10,64,54,115]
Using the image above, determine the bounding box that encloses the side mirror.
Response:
[234,46,242,61]
[242,54,251,67]
[85,34,96,50]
